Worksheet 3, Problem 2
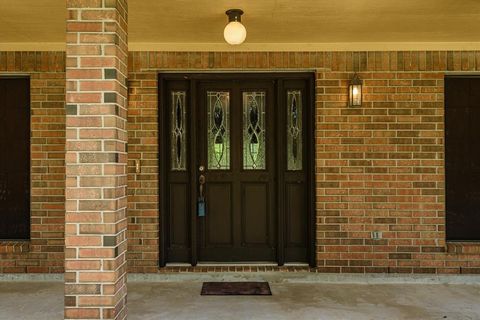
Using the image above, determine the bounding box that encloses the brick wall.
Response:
[127,51,480,274]
[0,52,65,273]
[316,70,447,273]
[1,51,479,275]
[64,0,128,318]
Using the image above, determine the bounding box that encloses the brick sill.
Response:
[0,240,30,254]
[446,242,480,255]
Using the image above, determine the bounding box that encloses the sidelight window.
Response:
[171,91,187,171]
[287,90,303,171]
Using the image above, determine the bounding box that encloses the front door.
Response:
[196,80,276,262]
[160,73,315,266]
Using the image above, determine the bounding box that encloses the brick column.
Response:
[65,1,128,319]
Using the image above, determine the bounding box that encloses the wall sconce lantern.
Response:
[349,73,363,107]
[224,9,247,45]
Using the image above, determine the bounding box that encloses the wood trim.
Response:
[4,42,480,52]
[158,74,167,267]
[307,74,317,267]
[189,79,198,266]
[276,79,286,266]
[129,42,480,52]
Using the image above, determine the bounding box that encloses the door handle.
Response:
[198,174,206,217]
[199,174,206,198]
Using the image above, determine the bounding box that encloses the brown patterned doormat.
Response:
[201,282,272,296]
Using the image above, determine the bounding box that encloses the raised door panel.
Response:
[285,183,306,246]
[242,183,269,246]
[169,184,189,247]
[205,183,233,246]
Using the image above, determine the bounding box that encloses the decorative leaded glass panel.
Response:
[207,91,230,170]
[243,92,266,170]
[287,90,303,171]
[171,91,187,171]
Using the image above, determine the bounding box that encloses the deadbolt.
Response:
[199,165,205,172]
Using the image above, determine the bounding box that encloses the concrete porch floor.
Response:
[0,274,479,320]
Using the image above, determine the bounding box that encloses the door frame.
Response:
[158,72,316,267]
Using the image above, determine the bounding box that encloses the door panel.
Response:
[242,183,269,245]
[160,73,315,265]
[204,183,233,246]
[285,183,306,246]
[445,77,480,241]
[0,77,30,240]
[169,184,188,246]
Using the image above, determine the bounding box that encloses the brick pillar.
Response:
[65,1,128,319]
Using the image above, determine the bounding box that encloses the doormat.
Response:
[201,282,272,296]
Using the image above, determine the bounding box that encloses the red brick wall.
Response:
[1,51,479,275]
[127,51,480,274]
[0,52,65,273]
[316,70,447,273]
[64,0,128,318]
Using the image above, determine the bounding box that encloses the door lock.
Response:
[198,174,206,217]
[199,174,206,197]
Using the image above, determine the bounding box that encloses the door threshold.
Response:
[284,262,310,267]
[165,262,310,267]
[165,263,192,267]
[197,262,278,267]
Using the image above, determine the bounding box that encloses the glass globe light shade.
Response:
[224,21,247,45]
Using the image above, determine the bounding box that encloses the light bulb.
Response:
[224,21,247,45]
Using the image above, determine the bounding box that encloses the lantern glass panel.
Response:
[350,84,362,106]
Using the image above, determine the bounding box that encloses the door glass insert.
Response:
[171,91,187,171]
[243,92,266,170]
[208,91,230,170]
[287,90,303,171]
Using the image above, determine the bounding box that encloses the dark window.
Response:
[0,77,30,239]
[445,77,480,241]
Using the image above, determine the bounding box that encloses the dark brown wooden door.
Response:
[445,77,480,241]
[160,73,315,265]
[197,80,276,261]
[0,77,30,239]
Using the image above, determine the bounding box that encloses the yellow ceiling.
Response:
[0,0,480,51]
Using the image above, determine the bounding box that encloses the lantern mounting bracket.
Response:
[226,9,244,22]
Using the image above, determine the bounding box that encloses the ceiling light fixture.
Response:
[224,9,247,45]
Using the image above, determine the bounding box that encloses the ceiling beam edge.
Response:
[1,42,480,52]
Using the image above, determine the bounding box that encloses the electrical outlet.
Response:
[371,231,382,240]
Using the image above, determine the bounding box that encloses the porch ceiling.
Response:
[1,0,480,51]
